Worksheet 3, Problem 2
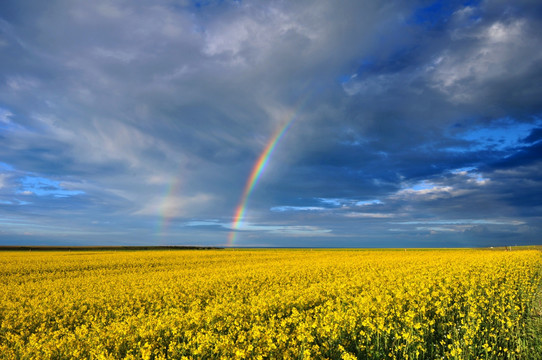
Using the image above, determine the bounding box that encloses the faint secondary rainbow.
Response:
[228,97,310,246]
[156,175,182,238]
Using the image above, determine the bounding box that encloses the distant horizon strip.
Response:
[228,96,311,246]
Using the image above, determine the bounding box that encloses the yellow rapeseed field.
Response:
[0,249,541,359]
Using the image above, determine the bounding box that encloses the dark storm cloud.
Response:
[0,0,541,246]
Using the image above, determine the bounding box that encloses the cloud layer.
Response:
[0,0,541,247]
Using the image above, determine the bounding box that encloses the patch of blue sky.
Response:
[317,198,345,207]
[409,0,481,29]
[398,180,451,194]
[355,199,383,206]
[338,57,373,85]
[450,166,477,173]
[183,220,227,227]
[191,0,214,9]
[314,198,384,208]
[357,57,375,71]
[0,199,31,206]
[523,126,542,144]
[340,48,419,93]
[410,1,451,28]
[18,176,84,198]
[411,181,436,191]
[337,74,354,84]
[0,122,26,134]
[0,162,14,171]
[447,118,542,153]
[190,0,240,11]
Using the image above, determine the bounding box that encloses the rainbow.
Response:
[227,97,310,246]
[156,176,182,238]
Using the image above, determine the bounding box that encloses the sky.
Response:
[0,0,541,247]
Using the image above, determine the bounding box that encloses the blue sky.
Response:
[0,0,541,247]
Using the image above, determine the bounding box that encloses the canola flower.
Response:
[0,249,540,359]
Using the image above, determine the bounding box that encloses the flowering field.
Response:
[1,249,541,359]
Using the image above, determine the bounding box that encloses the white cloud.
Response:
[430,19,540,102]
[392,219,525,226]
[6,76,40,92]
[0,108,12,123]
[0,174,7,189]
[202,2,319,67]
[393,181,457,200]
[344,212,392,218]
[484,20,524,44]
[356,199,382,206]
[270,206,326,212]
[390,218,525,234]
[450,168,490,185]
